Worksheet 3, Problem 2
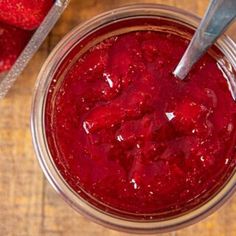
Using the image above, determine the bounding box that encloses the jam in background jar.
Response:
[0,0,53,74]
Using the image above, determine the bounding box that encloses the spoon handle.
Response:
[173,0,236,80]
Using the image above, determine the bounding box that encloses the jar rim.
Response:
[31,3,236,234]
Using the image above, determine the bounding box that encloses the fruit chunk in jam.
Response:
[45,28,236,217]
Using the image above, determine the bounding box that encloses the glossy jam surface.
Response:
[45,28,236,217]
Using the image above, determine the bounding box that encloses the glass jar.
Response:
[31,4,236,234]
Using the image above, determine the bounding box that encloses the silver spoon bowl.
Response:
[173,0,236,80]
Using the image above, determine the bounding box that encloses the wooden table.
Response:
[1,0,236,235]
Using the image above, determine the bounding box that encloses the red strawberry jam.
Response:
[0,21,32,73]
[45,25,236,218]
[0,0,54,30]
[0,0,53,74]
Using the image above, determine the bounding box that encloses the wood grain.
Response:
[0,0,236,235]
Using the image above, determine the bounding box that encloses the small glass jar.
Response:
[31,4,236,234]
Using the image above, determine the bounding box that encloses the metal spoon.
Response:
[173,0,236,80]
